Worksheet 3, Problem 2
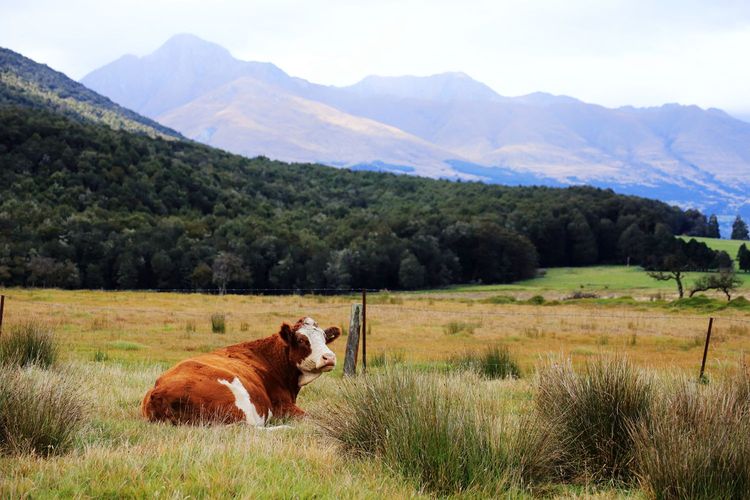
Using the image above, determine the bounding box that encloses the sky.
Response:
[2,0,750,117]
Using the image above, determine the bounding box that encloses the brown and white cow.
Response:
[141,317,341,426]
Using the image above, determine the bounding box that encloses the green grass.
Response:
[441,265,750,294]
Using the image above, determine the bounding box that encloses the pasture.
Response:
[2,288,750,497]
[442,264,750,298]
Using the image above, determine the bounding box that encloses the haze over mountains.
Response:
[82,34,750,222]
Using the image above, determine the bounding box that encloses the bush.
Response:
[92,349,108,362]
[525,295,545,305]
[0,366,88,456]
[211,313,226,334]
[534,357,652,483]
[451,346,521,379]
[0,321,58,368]
[442,321,478,336]
[315,369,556,495]
[631,372,750,498]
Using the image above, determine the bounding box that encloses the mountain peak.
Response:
[153,33,232,60]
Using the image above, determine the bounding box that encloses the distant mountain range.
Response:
[81,34,750,225]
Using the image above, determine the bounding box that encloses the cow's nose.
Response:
[321,353,336,366]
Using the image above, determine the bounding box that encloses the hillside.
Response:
[0,47,180,140]
[81,35,750,224]
[0,104,707,291]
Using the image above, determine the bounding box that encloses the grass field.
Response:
[2,288,750,497]
[442,265,750,297]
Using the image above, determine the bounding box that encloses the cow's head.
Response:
[279,317,341,384]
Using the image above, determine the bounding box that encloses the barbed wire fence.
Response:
[2,287,750,379]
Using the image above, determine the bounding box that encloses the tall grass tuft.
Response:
[534,356,652,483]
[211,313,226,334]
[631,371,750,498]
[0,366,88,456]
[315,369,557,495]
[451,346,521,379]
[0,321,58,368]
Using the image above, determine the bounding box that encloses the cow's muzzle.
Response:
[318,353,336,371]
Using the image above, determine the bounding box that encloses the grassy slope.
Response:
[445,265,750,295]
[2,289,750,496]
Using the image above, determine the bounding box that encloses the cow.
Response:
[141,317,341,426]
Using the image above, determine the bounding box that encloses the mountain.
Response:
[81,33,297,118]
[0,47,180,140]
[0,46,722,291]
[81,35,750,225]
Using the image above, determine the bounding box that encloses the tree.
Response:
[731,216,749,240]
[707,214,720,238]
[212,252,249,295]
[689,270,742,301]
[398,251,426,289]
[647,255,688,298]
[738,244,750,273]
[191,262,213,289]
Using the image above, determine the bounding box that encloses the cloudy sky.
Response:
[2,0,750,117]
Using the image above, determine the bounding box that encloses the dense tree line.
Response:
[0,106,714,291]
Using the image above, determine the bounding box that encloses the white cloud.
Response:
[1,0,749,112]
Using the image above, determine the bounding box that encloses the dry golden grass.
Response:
[1,288,749,497]
[2,288,749,376]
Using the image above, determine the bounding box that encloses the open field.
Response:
[441,265,750,297]
[2,288,750,497]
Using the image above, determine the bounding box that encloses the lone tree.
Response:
[738,244,750,273]
[212,251,250,295]
[731,216,749,240]
[647,255,688,298]
[707,214,721,238]
[689,270,742,301]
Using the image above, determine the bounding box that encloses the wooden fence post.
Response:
[343,303,362,377]
[362,289,367,374]
[0,295,4,337]
[699,317,714,381]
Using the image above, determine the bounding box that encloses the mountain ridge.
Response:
[80,34,750,225]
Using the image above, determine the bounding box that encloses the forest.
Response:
[0,105,721,291]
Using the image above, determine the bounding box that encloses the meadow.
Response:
[2,286,750,497]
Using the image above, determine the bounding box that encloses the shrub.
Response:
[0,366,88,456]
[92,350,108,362]
[451,346,521,379]
[185,320,196,333]
[315,369,556,495]
[534,356,652,483]
[631,372,750,499]
[0,321,58,368]
[442,321,478,336]
[211,313,226,334]
[525,295,545,305]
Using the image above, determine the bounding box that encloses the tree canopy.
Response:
[0,105,715,291]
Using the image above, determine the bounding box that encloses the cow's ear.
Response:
[324,326,341,344]
[279,323,295,345]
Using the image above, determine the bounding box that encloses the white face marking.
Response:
[218,377,267,427]
[296,317,336,376]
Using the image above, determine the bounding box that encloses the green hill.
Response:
[0,47,180,140]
